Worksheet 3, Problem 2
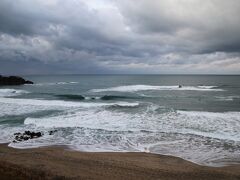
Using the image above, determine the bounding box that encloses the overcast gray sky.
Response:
[0,0,240,74]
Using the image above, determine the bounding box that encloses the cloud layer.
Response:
[0,0,240,74]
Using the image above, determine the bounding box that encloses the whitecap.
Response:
[0,89,29,97]
[0,97,139,108]
[215,96,240,101]
[91,85,223,92]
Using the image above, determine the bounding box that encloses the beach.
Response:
[0,144,240,180]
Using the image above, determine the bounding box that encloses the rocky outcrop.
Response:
[13,130,58,142]
[13,131,43,142]
[0,75,33,86]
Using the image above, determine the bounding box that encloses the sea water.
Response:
[0,75,239,166]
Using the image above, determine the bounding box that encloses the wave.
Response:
[175,110,240,141]
[55,94,137,101]
[101,95,135,100]
[55,94,85,100]
[177,110,240,118]
[4,108,240,166]
[22,105,240,141]
[91,85,223,92]
[215,96,240,101]
[0,89,29,97]
[0,97,139,108]
[23,108,138,128]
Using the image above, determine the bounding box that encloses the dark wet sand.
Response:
[0,144,239,180]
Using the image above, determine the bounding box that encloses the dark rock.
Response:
[24,131,31,135]
[49,130,57,135]
[23,136,30,141]
[13,131,43,142]
[24,80,34,84]
[14,132,21,136]
[0,75,33,86]
[35,132,42,137]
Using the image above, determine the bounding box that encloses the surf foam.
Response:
[91,85,223,92]
[0,89,29,97]
[0,97,139,108]
[23,105,240,141]
[4,108,240,166]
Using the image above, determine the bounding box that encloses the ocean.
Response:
[0,75,239,166]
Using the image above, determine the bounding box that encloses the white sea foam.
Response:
[0,89,29,97]
[22,106,240,141]
[91,85,223,92]
[84,96,101,100]
[24,108,138,129]
[215,96,240,101]
[4,108,240,166]
[175,111,240,141]
[23,103,157,130]
[0,97,139,108]
[0,96,138,118]
[0,102,57,117]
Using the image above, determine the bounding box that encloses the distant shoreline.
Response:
[0,144,239,180]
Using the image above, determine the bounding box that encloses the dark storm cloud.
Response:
[0,0,59,36]
[116,0,240,53]
[0,0,239,74]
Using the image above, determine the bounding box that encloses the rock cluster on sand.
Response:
[0,75,33,85]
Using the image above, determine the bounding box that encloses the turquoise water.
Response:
[0,75,240,166]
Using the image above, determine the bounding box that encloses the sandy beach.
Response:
[0,144,239,180]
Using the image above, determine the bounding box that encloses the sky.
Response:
[0,0,240,75]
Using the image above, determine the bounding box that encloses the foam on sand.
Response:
[91,85,223,92]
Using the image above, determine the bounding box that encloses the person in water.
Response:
[178,85,182,88]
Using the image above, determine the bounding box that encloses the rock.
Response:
[13,131,43,142]
[14,132,21,136]
[23,136,30,141]
[35,132,42,138]
[0,75,33,86]
[49,130,57,135]
[24,80,34,84]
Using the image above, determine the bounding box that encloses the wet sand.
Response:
[0,144,239,180]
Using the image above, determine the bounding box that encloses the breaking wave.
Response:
[91,85,223,92]
[55,94,138,101]
[0,97,139,108]
[0,89,29,97]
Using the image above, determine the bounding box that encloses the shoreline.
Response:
[0,144,240,179]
